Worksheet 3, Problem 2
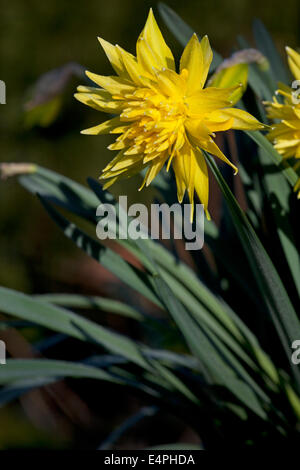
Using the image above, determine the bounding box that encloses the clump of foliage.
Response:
[0,4,299,449]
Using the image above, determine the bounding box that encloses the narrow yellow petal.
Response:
[136,35,162,78]
[294,177,300,196]
[76,85,111,95]
[107,154,144,172]
[184,146,195,221]
[116,46,147,86]
[156,68,186,97]
[140,153,168,189]
[186,87,233,115]
[209,108,265,131]
[103,148,127,171]
[86,71,136,95]
[102,157,146,180]
[140,8,175,71]
[265,101,297,120]
[110,125,131,134]
[74,92,123,113]
[286,46,300,80]
[98,37,130,79]
[200,35,213,88]
[180,33,204,95]
[200,139,238,174]
[102,176,119,190]
[108,140,128,151]
[204,117,234,132]
[194,148,210,218]
[81,116,123,135]
[274,139,300,149]
[172,153,186,203]
[209,63,248,105]
[185,119,212,144]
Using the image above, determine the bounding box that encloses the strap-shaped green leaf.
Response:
[38,195,162,308]
[253,19,290,84]
[0,359,121,384]
[246,130,298,187]
[134,240,270,419]
[258,148,300,297]
[206,152,300,386]
[33,293,144,321]
[0,286,149,369]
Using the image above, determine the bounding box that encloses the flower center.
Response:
[115,83,189,160]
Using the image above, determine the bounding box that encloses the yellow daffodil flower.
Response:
[75,9,264,218]
[264,46,300,198]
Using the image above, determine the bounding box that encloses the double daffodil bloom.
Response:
[75,9,264,218]
[265,47,300,197]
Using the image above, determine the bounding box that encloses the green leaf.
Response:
[16,163,246,347]
[15,164,268,379]
[27,169,261,366]
[99,406,158,450]
[160,267,258,370]
[206,152,300,385]
[258,148,300,297]
[237,35,274,100]
[0,286,149,369]
[33,293,144,321]
[0,286,204,404]
[150,360,199,404]
[253,19,289,84]
[0,359,121,384]
[4,164,282,396]
[38,195,162,308]
[246,130,298,187]
[134,241,269,419]
[143,240,277,383]
[158,3,194,46]
[18,165,99,220]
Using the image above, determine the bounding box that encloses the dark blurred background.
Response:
[0,0,299,449]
